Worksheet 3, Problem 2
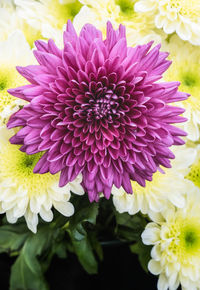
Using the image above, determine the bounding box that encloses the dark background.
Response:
[0,244,157,290]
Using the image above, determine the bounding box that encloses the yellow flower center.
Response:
[186,158,200,188]
[163,217,200,264]
[180,220,200,258]
[165,59,200,111]
[0,142,58,197]
[115,0,135,15]
[47,0,82,29]
[0,67,26,113]
[22,22,43,48]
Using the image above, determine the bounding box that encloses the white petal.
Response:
[142,224,160,245]
[177,20,191,41]
[6,209,18,224]
[29,196,41,213]
[134,0,156,12]
[13,203,27,218]
[157,274,169,290]
[148,259,162,275]
[25,211,38,233]
[168,193,185,208]
[70,183,85,195]
[39,207,53,222]
[53,201,74,217]
[155,14,166,29]
[151,243,162,261]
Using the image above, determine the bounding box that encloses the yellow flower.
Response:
[142,189,200,290]
[73,0,165,46]
[0,128,84,233]
[163,35,200,141]
[0,31,35,126]
[186,145,200,189]
[0,3,43,48]
[135,0,200,45]
[15,0,82,46]
[112,146,196,215]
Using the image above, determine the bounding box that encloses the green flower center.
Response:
[0,143,59,197]
[0,78,7,91]
[163,218,200,266]
[19,154,40,173]
[186,159,200,189]
[180,223,200,256]
[116,0,135,14]
[47,0,82,29]
[184,230,197,248]
[22,22,43,49]
[182,72,197,87]
[165,59,200,111]
[0,67,28,125]
[0,69,16,111]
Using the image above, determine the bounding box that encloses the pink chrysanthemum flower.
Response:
[7,20,188,202]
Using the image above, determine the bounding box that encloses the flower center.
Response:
[162,218,200,265]
[86,91,118,120]
[47,0,82,29]
[180,222,200,256]
[186,158,200,188]
[0,142,58,197]
[0,78,7,91]
[164,60,200,111]
[169,0,200,21]
[22,22,43,48]
[0,68,16,111]
[0,67,27,124]
[116,0,135,14]
[182,73,197,87]
[184,230,197,248]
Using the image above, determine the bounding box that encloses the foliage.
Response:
[0,196,150,290]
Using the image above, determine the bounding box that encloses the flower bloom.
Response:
[0,31,34,127]
[8,20,188,202]
[186,145,200,190]
[73,0,164,47]
[142,190,200,290]
[15,0,82,47]
[0,128,84,233]
[112,145,196,215]
[135,0,200,45]
[163,35,200,141]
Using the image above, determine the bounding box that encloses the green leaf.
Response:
[89,231,103,261]
[115,211,146,242]
[10,224,61,290]
[0,224,29,254]
[67,196,99,274]
[130,241,152,273]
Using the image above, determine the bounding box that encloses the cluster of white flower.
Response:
[0,0,84,233]
[1,1,200,289]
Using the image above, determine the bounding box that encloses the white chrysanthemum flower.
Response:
[112,145,196,215]
[135,0,200,45]
[0,3,43,47]
[0,128,84,233]
[142,189,200,290]
[186,145,200,190]
[0,30,35,127]
[163,35,200,141]
[73,0,165,46]
[15,0,82,46]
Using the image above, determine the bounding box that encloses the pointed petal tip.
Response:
[7,88,15,95]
